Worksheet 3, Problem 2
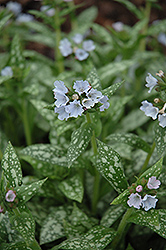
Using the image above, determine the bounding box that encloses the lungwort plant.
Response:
[1,0,166,249]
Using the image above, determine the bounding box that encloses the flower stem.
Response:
[86,113,100,214]
[111,208,133,249]
[54,7,64,74]
[139,141,156,176]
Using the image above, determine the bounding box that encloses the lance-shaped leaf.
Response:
[67,123,92,167]
[106,133,151,153]
[114,0,143,19]
[1,142,22,187]
[16,178,47,204]
[20,144,67,166]
[40,206,72,245]
[1,242,32,250]
[12,211,35,243]
[101,81,124,99]
[139,157,163,180]
[59,174,84,203]
[96,140,128,193]
[10,35,25,68]
[111,189,130,206]
[100,205,125,227]
[154,124,166,157]
[0,75,13,85]
[52,226,116,250]
[0,14,12,31]
[86,67,102,90]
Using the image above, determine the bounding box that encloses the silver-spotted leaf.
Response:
[100,205,125,227]
[139,157,163,180]
[1,142,22,187]
[154,124,166,157]
[67,123,92,167]
[96,140,128,193]
[59,174,84,203]
[101,81,124,99]
[86,67,102,90]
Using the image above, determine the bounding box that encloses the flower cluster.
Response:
[127,176,161,211]
[53,80,110,120]
[140,71,166,128]
[59,33,95,61]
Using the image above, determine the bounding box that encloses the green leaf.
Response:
[100,205,125,227]
[0,14,12,31]
[96,140,128,193]
[91,23,113,44]
[114,0,143,19]
[106,133,151,153]
[127,209,166,239]
[52,226,116,250]
[148,19,166,36]
[90,113,102,137]
[12,212,35,243]
[20,144,67,166]
[59,174,84,203]
[0,75,13,85]
[101,81,124,99]
[40,206,72,245]
[86,67,102,90]
[154,124,166,157]
[0,242,32,250]
[77,6,98,26]
[16,178,47,204]
[10,35,25,68]
[1,142,22,188]
[67,123,92,167]
[139,157,163,180]
[111,189,130,206]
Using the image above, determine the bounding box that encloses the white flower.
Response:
[145,73,158,93]
[1,66,13,77]
[54,92,69,107]
[54,105,69,121]
[75,48,89,61]
[140,100,159,120]
[16,14,34,23]
[65,100,84,118]
[87,88,103,104]
[147,176,161,190]
[59,38,73,57]
[73,80,90,95]
[82,40,95,52]
[82,98,95,109]
[127,193,142,209]
[99,95,110,111]
[158,113,166,128]
[112,21,124,32]
[72,33,83,44]
[142,194,158,211]
[6,1,22,15]
[40,5,55,16]
[53,80,68,94]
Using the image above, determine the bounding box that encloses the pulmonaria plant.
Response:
[53,80,110,120]
[59,33,95,61]
[127,176,161,211]
[140,70,166,128]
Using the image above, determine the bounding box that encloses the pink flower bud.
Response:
[136,185,143,192]
[5,190,16,202]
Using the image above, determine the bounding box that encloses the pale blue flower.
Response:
[54,92,69,107]
[16,14,34,23]
[83,40,95,52]
[82,98,95,109]
[145,73,158,93]
[6,1,22,15]
[158,33,166,46]
[75,48,89,61]
[59,38,73,57]
[142,194,158,211]
[72,33,83,44]
[5,190,16,202]
[127,193,142,209]
[73,80,90,95]
[66,100,84,118]
[112,21,124,32]
[54,105,69,121]
[158,113,166,128]
[147,176,161,190]
[87,88,103,104]
[140,100,159,120]
[1,66,13,77]
[40,5,55,16]
[53,80,68,94]
[99,95,110,111]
